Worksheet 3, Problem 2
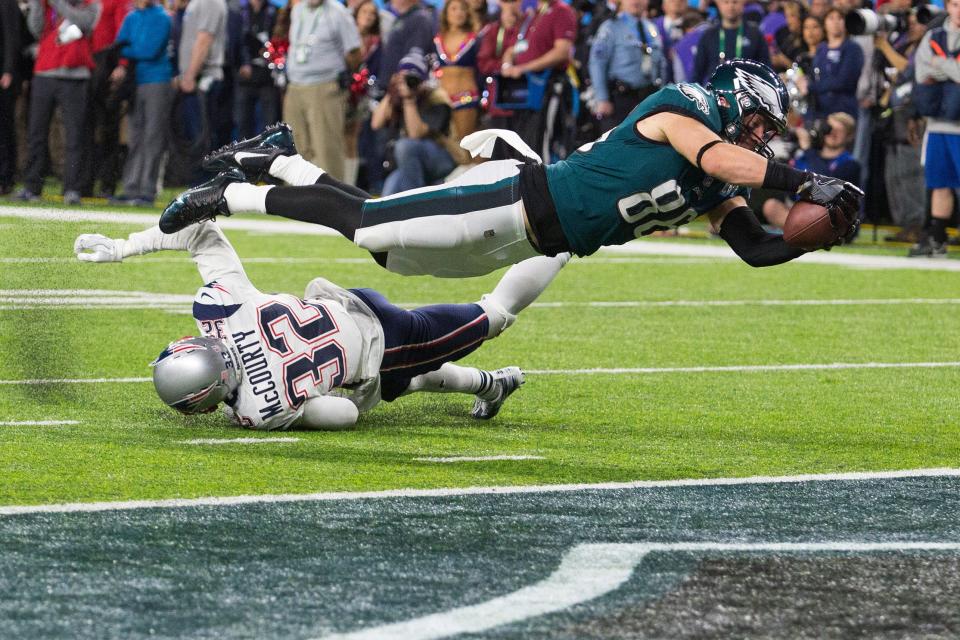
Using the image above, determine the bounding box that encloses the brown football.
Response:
[783,201,839,250]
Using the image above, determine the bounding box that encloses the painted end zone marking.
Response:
[179,437,300,445]
[1,468,958,516]
[413,455,544,463]
[0,420,80,426]
[318,540,960,640]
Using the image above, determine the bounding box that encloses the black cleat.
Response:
[471,367,525,420]
[202,122,297,183]
[159,168,245,234]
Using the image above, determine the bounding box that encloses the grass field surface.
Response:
[3,207,959,505]
[4,205,960,638]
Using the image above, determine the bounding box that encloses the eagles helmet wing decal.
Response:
[732,67,786,126]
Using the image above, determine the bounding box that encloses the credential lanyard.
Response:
[717,23,744,61]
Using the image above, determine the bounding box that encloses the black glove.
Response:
[796,173,863,246]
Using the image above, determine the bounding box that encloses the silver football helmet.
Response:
[151,336,240,414]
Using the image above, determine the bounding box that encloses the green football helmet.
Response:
[707,59,789,159]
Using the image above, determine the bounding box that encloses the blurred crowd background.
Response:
[0,0,955,253]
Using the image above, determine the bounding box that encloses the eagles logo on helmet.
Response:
[707,59,789,159]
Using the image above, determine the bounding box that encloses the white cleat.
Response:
[471,367,525,420]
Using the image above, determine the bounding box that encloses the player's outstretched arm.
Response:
[708,197,805,267]
[75,221,251,287]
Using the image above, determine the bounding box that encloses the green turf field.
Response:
[2,206,960,505]
[3,205,960,638]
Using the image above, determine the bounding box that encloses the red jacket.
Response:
[34,0,96,73]
[91,0,130,54]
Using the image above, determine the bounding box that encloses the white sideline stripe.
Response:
[1,468,958,516]
[599,241,960,271]
[0,377,152,385]
[9,288,960,312]
[5,361,960,385]
[320,540,960,640]
[179,437,300,445]
[527,361,960,375]
[413,455,544,463]
[0,420,80,426]
[0,256,712,265]
[0,206,339,236]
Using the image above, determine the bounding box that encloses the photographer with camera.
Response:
[370,48,467,195]
[873,9,927,243]
[909,0,960,257]
[762,113,861,229]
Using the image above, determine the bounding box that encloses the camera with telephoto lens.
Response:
[404,73,423,90]
[807,119,832,150]
[846,5,943,36]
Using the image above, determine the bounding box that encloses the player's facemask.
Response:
[731,111,782,159]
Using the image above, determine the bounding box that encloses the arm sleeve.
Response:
[588,21,612,103]
[121,222,253,286]
[121,12,171,61]
[914,33,939,83]
[718,206,806,267]
[476,25,498,75]
[49,0,101,33]
[26,0,44,39]
[339,9,361,55]
[1,0,20,75]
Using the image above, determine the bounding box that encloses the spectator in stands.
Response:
[376,0,434,93]
[0,0,21,194]
[500,0,577,161]
[808,0,828,19]
[771,0,804,71]
[79,0,129,199]
[909,0,960,257]
[110,0,172,206]
[692,0,770,84]
[467,0,493,27]
[434,0,482,138]
[797,14,823,76]
[588,0,667,130]
[655,0,687,79]
[874,13,926,243]
[762,112,861,228]
[284,0,361,181]
[476,0,519,128]
[176,0,228,166]
[17,0,101,205]
[345,0,380,186]
[671,9,707,82]
[371,48,465,194]
[807,7,862,122]
[234,0,279,139]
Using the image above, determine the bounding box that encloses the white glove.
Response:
[74,234,126,263]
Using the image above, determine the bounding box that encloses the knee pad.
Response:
[479,294,517,338]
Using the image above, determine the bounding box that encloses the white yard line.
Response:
[178,437,300,445]
[7,288,960,312]
[3,204,959,269]
[413,455,544,463]
[319,540,960,640]
[0,420,80,426]
[527,361,960,375]
[0,377,152,385]
[6,361,959,386]
[0,206,338,236]
[1,468,958,516]
[598,241,960,271]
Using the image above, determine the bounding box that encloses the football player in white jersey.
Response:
[74,220,567,429]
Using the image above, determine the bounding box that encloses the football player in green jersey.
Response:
[160,59,862,280]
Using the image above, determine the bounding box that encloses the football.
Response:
[782,201,838,250]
